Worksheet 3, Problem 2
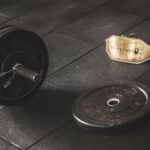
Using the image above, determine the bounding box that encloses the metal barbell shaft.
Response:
[13,63,42,83]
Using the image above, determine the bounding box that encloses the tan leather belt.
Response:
[106,35,150,64]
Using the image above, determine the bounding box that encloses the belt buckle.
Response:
[105,34,150,64]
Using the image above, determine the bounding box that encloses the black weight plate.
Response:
[0,26,48,106]
[72,81,150,132]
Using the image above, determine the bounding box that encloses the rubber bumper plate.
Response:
[72,81,150,132]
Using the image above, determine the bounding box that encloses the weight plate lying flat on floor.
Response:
[0,26,48,106]
[72,81,150,131]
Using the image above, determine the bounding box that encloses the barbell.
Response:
[0,25,48,106]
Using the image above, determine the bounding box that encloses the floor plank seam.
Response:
[48,32,95,46]
[56,17,150,45]
[121,17,150,34]
[25,119,73,150]
[135,69,150,81]
[46,17,150,82]
[0,4,43,27]
[0,136,23,150]
[41,0,112,38]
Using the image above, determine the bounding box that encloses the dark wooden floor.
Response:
[0,0,150,149]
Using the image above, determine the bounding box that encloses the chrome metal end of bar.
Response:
[13,63,42,83]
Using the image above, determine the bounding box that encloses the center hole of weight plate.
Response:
[107,98,120,106]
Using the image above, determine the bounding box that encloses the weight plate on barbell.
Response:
[72,81,150,132]
[0,25,48,106]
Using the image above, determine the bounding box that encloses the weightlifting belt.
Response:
[106,35,150,64]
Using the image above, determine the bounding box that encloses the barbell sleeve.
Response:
[13,63,42,83]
